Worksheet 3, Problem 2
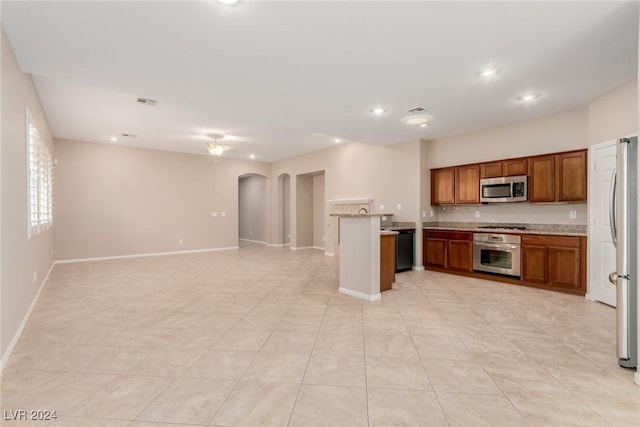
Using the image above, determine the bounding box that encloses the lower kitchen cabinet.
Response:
[380,233,396,292]
[424,229,587,295]
[423,230,472,272]
[522,235,586,293]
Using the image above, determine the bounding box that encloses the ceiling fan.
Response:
[204,134,235,158]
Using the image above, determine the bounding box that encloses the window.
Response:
[26,108,53,239]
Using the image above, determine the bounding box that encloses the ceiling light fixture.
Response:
[208,144,226,156]
[333,138,342,143]
[217,0,241,5]
[478,67,500,78]
[108,136,119,142]
[401,114,434,127]
[249,154,256,159]
[371,107,387,116]
[517,93,540,102]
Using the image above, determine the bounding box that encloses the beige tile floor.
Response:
[2,242,639,426]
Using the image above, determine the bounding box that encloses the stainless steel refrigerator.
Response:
[609,136,637,369]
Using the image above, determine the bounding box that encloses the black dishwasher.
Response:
[395,229,415,272]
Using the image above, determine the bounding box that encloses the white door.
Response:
[588,140,617,306]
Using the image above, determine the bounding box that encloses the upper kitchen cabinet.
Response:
[455,165,480,204]
[431,168,455,205]
[528,154,556,202]
[528,150,587,203]
[557,151,587,201]
[480,158,528,178]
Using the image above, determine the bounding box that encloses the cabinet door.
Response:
[557,151,587,201]
[528,155,555,202]
[548,246,581,289]
[455,165,480,204]
[448,240,472,272]
[480,162,503,178]
[503,158,528,177]
[424,238,447,269]
[380,234,395,292]
[522,244,548,283]
[431,168,455,205]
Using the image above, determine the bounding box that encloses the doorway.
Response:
[588,140,617,306]
[238,174,268,244]
[295,171,325,250]
[277,173,291,245]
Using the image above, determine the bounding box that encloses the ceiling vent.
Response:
[406,106,426,113]
[121,133,136,138]
[136,97,158,106]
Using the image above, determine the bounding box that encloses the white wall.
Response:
[1,27,55,369]
[588,80,637,146]
[238,175,267,242]
[295,174,314,249]
[54,139,271,260]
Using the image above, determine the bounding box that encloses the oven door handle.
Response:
[473,242,520,250]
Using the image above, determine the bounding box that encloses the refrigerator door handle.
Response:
[609,168,617,247]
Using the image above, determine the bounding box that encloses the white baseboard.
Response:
[312,246,325,251]
[584,293,596,302]
[412,266,425,271]
[54,246,239,264]
[635,371,640,386]
[239,238,267,245]
[290,246,324,251]
[338,287,381,302]
[1,261,55,374]
[265,243,283,247]
[324,252,335,257]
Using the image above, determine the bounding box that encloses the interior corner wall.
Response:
[1,27,55,368]
[53,139,271,260]
[282,175,291,245]
[239,175,267,242]
[588,79,638,145]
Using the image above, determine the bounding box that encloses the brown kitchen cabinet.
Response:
[528,150,587,203]
[480,158,528,178]
[423,230,472,272]
[557,150,587,201]
[431,168,455,205]
[521,234,586,292]
[380,233,396,292]
[455,165,480,204]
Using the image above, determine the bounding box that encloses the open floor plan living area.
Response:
[2,1,640,426]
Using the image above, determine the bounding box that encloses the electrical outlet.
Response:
[322,236,325,241]
[382,216,387,221]
[211,212,218,217]
[250,231,253,236]
[430,210,434,217]
[397,203,402,211]
[422,211,426,218]
[569,210,577,219]
[475,210,480,219]
[379,204,385,211]
[221,211,226,217]
[178,238,183,245]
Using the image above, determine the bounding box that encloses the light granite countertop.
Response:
[380,230,399,236]
[422,221,587,236]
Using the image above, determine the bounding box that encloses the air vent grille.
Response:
[121,133,136,138]
[406,106,426,113]
[137,97,158,106]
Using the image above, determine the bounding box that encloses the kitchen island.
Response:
[330,213,395,301]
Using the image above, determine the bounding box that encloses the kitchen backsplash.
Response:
[432,202,588,225]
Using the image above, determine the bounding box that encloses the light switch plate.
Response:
[475,210,480,219]
[379,204,385,211]
[221,212,226,217]
[397,203,402,211]
[211,212,218,217]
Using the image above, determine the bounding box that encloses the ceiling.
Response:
[2,1,638,162]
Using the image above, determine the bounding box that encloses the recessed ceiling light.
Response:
[401,114,434,127]
[478,67,500,78]
[419,123,429,128]
[371,107,387,115]
[517,93,540,102]
[333,138,342,143]
[217,0,241,5]
[249,154,256,159]
[108,136,119,142]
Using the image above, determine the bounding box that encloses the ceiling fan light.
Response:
[208,144,225,156]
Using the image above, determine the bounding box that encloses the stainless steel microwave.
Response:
[480,175,528,203]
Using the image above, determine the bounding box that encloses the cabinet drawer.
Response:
[424,230,472,241]
[522,234,580,248]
